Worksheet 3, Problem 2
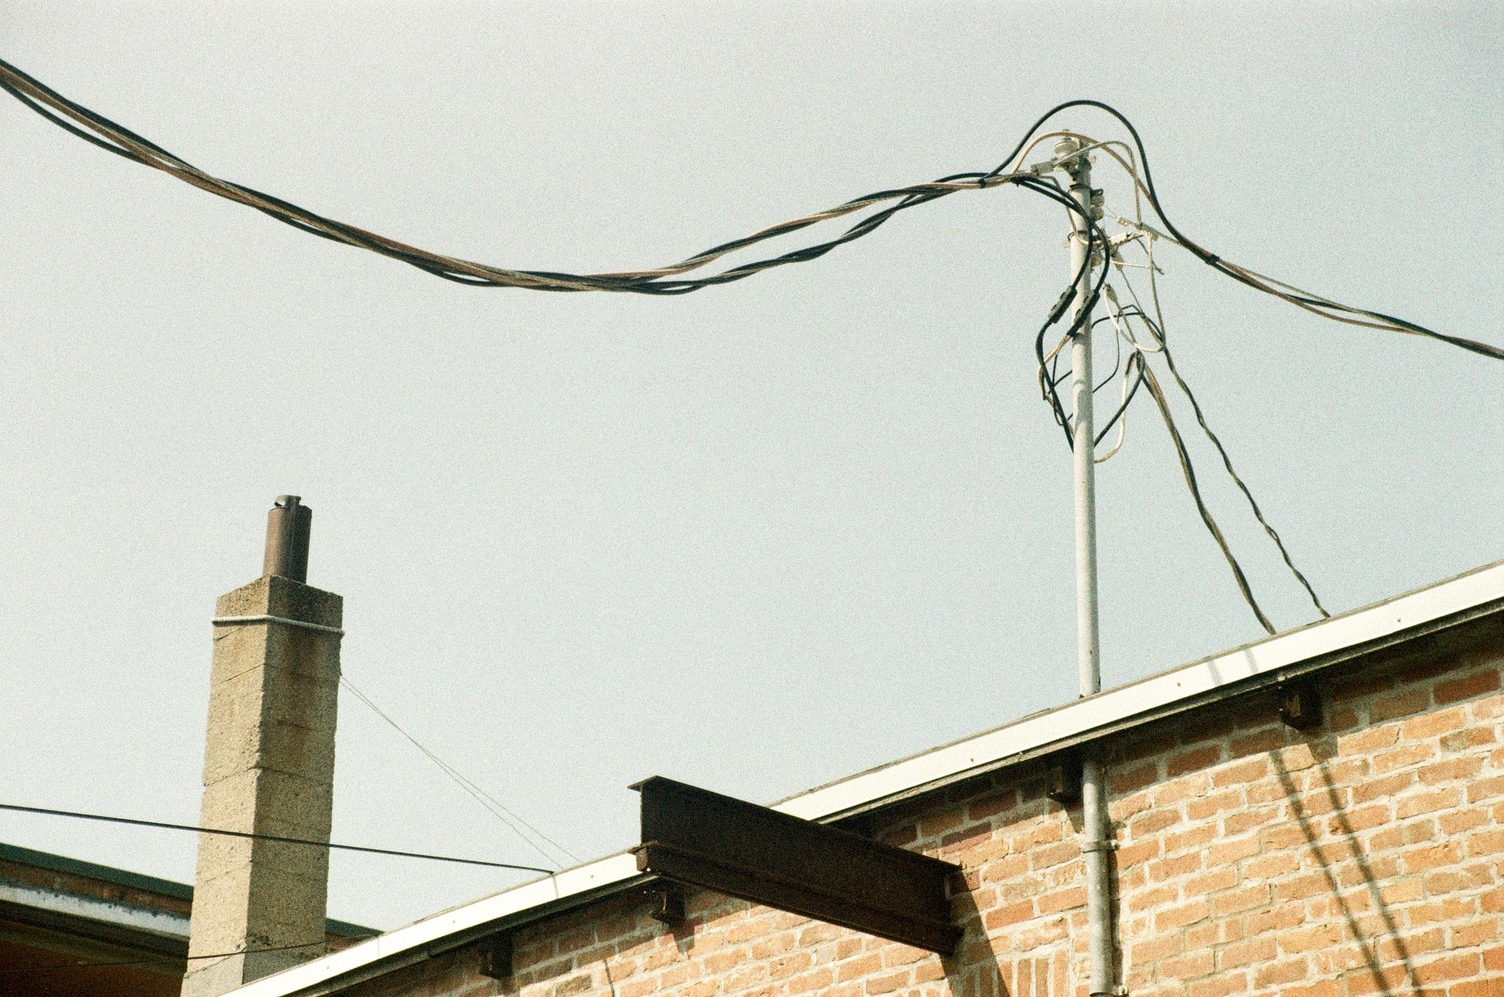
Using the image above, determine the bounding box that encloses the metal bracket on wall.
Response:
[1046,752,1084,805]
[1278,679,1323,731]
[648,881,687,925]
[479,933,513,981]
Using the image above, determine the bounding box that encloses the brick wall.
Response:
[340,619,1504,997]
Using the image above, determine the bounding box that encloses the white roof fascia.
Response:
[228,558,1504,997]
[776,558,1504,821]
[227,853,646,997]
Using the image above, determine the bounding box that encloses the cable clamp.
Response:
[1026,157,1057,176]
[212,614,345,636]
[1080,839,1118,854]
[1115,217,1167,242]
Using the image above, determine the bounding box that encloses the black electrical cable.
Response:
[1137,363,1277,634]
[984,100,1504,362]
[3,58,1496,360]
[1128,309,1330,618]
[0,803,553,874]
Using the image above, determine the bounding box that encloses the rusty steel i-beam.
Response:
[630,777,961,955]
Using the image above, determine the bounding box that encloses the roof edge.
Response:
[775,557,1504,821]
[223,557,1504,997]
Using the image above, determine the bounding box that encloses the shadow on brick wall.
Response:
[1272,750,1418,995]
[945,868,1071,997]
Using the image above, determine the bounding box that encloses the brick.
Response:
[1252,957,1308,988]
[1411,950,1481,984]
[1212,884,1269,916]
[1148,852,1203,882]
[1230,727,1287,757]
[863,970,912,995]
[1373,741,1437,773]
[1223,805,1279,836]
[1211,756,1270,788]
[1187,789,1245,821]
[1035,886,1085,915]
[1130,808,1183,837]
[940,822,993,851]
[1112,763,1159,794]
[918,811,962,838]
[1158,950,1214,980]
[1168,745,1223,778]
[1163,823,1219,854]
[1469,774,1504,803]
[1242,851,1298,880]
[1187,970,1248,997]
[1435,668,1502,705]
[967,790,1017,821]
[1402,840,1464,872]
[1337,725,1399,755]
[1180,868,1237,901]
[1206,835,1260,866]
[1371,688,1431,722]
[1396,787,1461,819]
[1155,900,1210,932]
[1401,704,1470,739]
[1352,770,1417,804]
[1278,923,1343,953]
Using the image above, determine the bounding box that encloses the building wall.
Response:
[338,617,1504,997]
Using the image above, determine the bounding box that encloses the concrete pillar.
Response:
[183,497,342,997]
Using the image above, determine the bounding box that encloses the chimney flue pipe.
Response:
[262,495,312,582]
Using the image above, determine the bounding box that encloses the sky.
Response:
[1,2,1500,932]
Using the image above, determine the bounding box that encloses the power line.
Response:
[0,803,551,874]
[1,56,1497,633]
[2,57,1495,352]
[340,676,579,868]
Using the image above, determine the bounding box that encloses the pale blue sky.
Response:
[1,1,1500,929]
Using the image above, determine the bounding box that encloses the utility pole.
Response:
[1058,135,1114,997]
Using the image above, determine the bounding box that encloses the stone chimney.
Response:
[183,496,343,997]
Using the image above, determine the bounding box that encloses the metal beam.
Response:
[631,777,961,955]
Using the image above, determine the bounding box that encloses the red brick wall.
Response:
[342,620,1504,997]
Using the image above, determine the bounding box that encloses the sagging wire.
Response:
[0,56,1030,294]
[1027,135,1333,631]
[1087,220,1325,629]
[1113,247,1330,619]
[996,102,1504,363]
[2,60,1496,631]
[2,58,1495,362]
[0,802,552,873]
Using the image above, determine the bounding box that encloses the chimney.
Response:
[183,497,343,997]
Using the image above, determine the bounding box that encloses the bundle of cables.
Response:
[1,56,1499,633]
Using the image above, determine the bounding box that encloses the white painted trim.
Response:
[226,853,644,997]
[777,559,1504,821]
[225,558,1504,997]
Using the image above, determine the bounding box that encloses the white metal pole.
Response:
[1057,136,1114,997]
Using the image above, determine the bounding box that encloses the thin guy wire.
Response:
[340,676,578,867]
